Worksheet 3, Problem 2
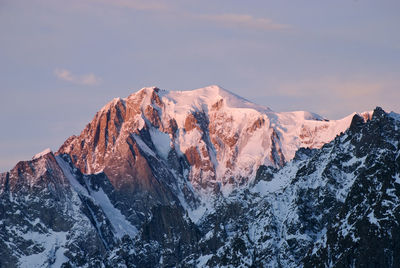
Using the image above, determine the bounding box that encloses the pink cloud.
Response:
[54,68,102,86]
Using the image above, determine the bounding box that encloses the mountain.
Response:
[58,86,368,207]
[1,86,397,267]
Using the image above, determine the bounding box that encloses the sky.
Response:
[1,0,399,171]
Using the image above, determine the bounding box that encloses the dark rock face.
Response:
[2,96,400,267]
[303,107,400,267]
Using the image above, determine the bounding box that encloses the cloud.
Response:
[82,0,289,31]
[195,13,290,31]
[54,68,102,86]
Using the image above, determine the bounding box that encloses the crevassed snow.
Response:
[32,148,52,160]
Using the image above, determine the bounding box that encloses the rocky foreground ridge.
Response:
[1,86,398,267]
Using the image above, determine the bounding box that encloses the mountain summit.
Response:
[2,86,396,267]
[59,86,368,197]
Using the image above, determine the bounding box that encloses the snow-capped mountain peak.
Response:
[58,86,371,199]
[1,85,398,267]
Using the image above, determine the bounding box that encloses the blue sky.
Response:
[1,0,399,171]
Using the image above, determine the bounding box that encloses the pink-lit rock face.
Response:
[58,86,370,195]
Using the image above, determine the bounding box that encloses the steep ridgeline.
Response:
[2,86,390,267]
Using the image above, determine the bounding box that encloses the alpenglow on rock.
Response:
[2,86,397,268]
[58,86,367,197]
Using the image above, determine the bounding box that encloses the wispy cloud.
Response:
[195,13,290,31]
[82,0,289,31]
[54,68,102,86]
